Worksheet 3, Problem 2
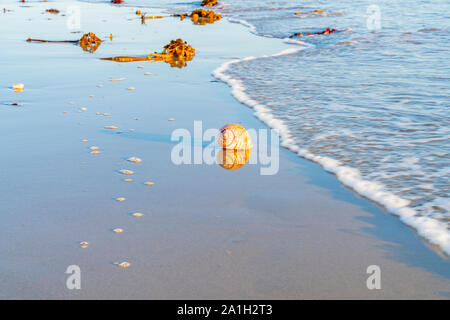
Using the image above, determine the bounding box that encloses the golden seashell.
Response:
[217,124,252,150]
[90,151,101,155]
[217,148,251,171]
[116,197,126,202]
[144,181,154,186]
[104,125,118,130]
[90,146,99,151]
[113,228,123,234]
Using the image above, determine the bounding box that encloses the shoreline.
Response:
[212,21,450,257]
[0,0,449,299]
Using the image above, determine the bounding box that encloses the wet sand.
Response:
[0,0,449,299]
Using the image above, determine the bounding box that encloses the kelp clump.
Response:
[149,38,195,68]
[175,9,221,25]
[101,39,195,68]
[190,9,221,24]
[26,32,102,53]
[78,32,103,53]
[201,0,218,7]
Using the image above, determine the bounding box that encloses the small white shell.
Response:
[81,139,88,143]
[132,212,144,218]
[80,241,89,248]
[13,83,24,90]
[113,228,123,234]
[119,169,134,175]
[144,181,154,186]
[104,126,118,130]
[90,146,99,151]
[127,157,142,163]
[118,262,131,268]
[116,197,126,202]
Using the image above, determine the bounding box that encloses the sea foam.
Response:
[213,45,450,256]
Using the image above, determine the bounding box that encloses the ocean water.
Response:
[83,1,450,253]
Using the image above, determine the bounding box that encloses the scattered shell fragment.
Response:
[104,125,118,130]
[116,197,126,202]
[144,72,151,76]
[124,178,133,183]
[113,228,123,234]
[103,113,111,116]
[13,83,24,90]
[81,139,88,143]
[119,169,134,175]
[110,77,126,82]
[127,157,142,163]
[80,107,87,112]
[118,262,131,268]
[80,241,89,248]
[90,151,101,155]
[137,66,144,69]
[144,181,154,186]
[132,212,144,218]
[90,146,99,151]
[127,87,135,91]
[89,95,94,98]
[168,118,175,122]
[129,129,135,132]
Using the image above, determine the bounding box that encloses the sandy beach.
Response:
[0,0,449,299]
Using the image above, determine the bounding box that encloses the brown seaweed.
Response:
[101,39,195,68]
[174,9,221,25]
[201,0,218,7]
[26,32,102,53]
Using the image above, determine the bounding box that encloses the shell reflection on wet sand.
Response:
[217,148,252,171]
